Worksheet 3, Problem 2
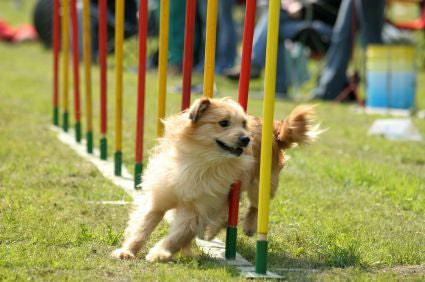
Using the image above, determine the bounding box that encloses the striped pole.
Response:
[203,0,218,98]
[255,0,281,274]
[99,0,108,160]
[61,0,70,132]
[225,0,256,260]
[134,0,148,188]
[82,0,93,153]
[181,0,196,110]
[52,0,60,126]
[114,0,125,176]
[156,0,169,137]
[70,0,82,142]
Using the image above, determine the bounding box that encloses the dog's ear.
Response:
[189,98,211,123]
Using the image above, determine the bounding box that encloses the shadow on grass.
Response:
[232,237,363,279]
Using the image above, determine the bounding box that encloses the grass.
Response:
[1,0,425,280]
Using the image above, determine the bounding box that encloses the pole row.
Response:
[52,0,279,275]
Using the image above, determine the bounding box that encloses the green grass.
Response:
[1,0,425,280]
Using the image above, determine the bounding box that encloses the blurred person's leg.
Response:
[215,0,237,74]
[251,9,269,70]
[168,0,186,71]
[194,0,207,72]
[312,0,385,100]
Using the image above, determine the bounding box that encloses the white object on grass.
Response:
[368,119,423,141]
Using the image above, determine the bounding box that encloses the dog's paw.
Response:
[180,244,196,258]
[243,208,258,237]
[111,248,136,260]
[146,247,173,262]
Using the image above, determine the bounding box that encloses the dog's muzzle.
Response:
[215,138,249,157]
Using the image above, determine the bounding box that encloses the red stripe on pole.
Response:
[53,0,60,108]
[238,0,256,111]
[227,0,257,229]
[70,0,81,121]
[99,0,108,135]
[181,0,196,111]
[135,0,148,163]
[228,181,241,226]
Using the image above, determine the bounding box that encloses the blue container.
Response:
[366,45,416,110]
[366,71,416,109]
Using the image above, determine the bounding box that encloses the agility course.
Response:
[51,0,281,277]
[2,0,425,280]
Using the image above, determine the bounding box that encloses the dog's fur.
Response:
[112,97,320,262]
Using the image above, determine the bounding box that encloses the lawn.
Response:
[1,1,425,281]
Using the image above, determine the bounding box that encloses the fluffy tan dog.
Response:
[112,97,254,262]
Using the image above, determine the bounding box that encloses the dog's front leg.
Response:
[243,184,259,237]
[112,202,165,260]
[146,208,198,262]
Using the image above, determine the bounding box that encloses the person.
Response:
[194,0,238,74]
[226,0,340,97]
[311,0,386,100]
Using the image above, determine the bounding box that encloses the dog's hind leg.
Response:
[111,200,166,260]
[146,208,198,262]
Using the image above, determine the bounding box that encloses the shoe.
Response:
[224,64,262,80]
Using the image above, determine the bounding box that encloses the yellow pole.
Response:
[202,0,218,98]
[255,0,280,274]
[82,0,93,153]
[114,0,124,175]
[156,0,169,137]
[61,0,70,132]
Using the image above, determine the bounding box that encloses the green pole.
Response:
[86,131,93,153]
[75,121,82,142]
[53,107,59,126]
[225,226,237,259]
[134,162,143,189]
[114,151,122,176]
[63,111,69,132]
[100,136,107,160]
[255,237,268,274]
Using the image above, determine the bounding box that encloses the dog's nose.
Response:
[238,136,250,147]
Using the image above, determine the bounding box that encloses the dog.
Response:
[112,97,254,262]
[112,97,320,262]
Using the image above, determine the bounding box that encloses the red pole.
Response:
[181,0,197,111]
[134,0,148,188]
[99,0,108,159]
[238,0,256,111]
[226,0,256,260]
[70,0,82,142]
[52,0,60,126]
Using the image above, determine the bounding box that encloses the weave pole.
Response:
[181,0,196,110]
[156,0,169,137]
[255,0,280,274]
[61,0,70,132]
[203,0,218,98]
[52,0,60,126]
[82,0,93,153]
[99,0,108,160]
[225,0,256,260]
[70,0,82,142]
[114,0,125,176]
[134,0,148,188]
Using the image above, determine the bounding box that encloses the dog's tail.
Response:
[274,105,322,150]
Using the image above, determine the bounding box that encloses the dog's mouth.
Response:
[215,139,244,157]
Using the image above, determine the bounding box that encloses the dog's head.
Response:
[188,97,251,157]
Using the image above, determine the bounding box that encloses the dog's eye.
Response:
[219,120,230,128]
[242,120,247,128]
